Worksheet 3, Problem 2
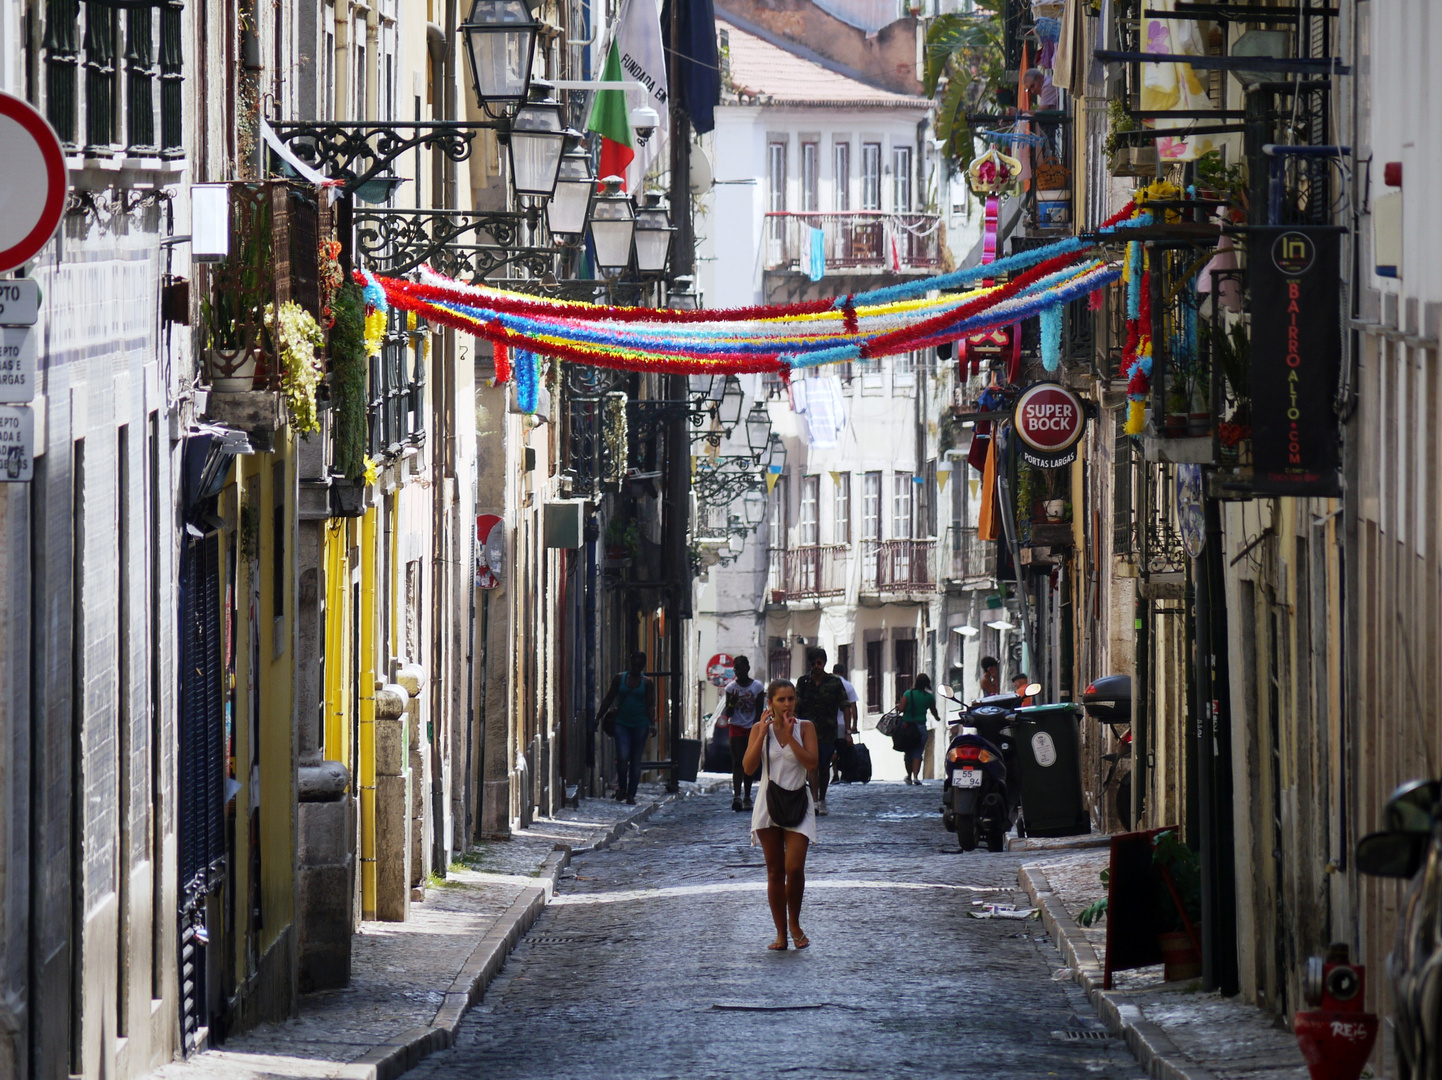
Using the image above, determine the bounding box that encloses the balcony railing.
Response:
[767,545,848,602]
[942,526,996,584]
[763,212,943,276]
[861,539,936,594]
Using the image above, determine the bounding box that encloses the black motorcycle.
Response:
[937,687,1031,852]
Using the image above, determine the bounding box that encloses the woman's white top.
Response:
[750,721,817,845]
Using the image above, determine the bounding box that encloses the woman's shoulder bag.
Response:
[763,730,809,828]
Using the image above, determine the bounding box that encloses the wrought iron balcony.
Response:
[762,212,943,276]
[766,545,849,602]
[942,526,996,585]
[861,539,936,595]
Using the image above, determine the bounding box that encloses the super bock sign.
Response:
[1013,382,1087,468]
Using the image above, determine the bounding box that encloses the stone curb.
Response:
[336,791,684,1080]
[1018,863,1219,1080]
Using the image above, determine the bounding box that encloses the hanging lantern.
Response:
[507,82,568,199]
[547,145,595,237]
[588,181,636,276]
[459,0,539,110]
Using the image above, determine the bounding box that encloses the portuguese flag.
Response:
[587,40,635,189]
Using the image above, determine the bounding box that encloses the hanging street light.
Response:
[717,376,745,433]
[745,402,772,462]
[547,144,595,237]
[765,433,788,473]
[507,81,571,200]
[633,195,674,277]
[742,488,767,527]
[589,180,636,276]
[459,0,540,112]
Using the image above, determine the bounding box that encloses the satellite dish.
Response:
[690,141,713,196]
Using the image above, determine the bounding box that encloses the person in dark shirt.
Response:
[794,647,847,816]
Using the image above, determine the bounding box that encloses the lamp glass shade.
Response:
[766,435,788,472]
[742,489,766,526]
[546,149,594,236]
[460,0,538,107]
[588,191,635,274]
[633,204,674,274]
[745,402,771,457]
[718,376,745,430]
[508,100,566,198]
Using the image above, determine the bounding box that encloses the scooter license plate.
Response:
[954,769,982,788]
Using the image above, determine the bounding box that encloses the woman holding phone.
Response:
[742,679,818,951]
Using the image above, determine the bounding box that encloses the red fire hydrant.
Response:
[1293,943,1380,1080]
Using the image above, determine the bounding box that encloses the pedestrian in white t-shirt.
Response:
[720,655,765,811]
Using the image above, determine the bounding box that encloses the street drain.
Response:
[1050,1030,1113,1042]
[526,936,618,945]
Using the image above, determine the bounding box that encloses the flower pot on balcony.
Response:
[1042,499,1066,523]
[207,347,261,392]
[1108,146,1159,178]
[770,589,786,604]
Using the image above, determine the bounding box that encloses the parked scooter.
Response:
[937,684,1039,852]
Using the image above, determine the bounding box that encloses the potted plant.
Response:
[1152,830,1203,981]
[202,192,273,391]
[1104,98,1158,177]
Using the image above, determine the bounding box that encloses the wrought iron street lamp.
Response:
[459,0,540,111]
[589,181,636,276]
[745,402,771,462]
[633,195,674,276]
[667,274,699,310]
[508,82,569,199]
[742,489,767,527]
[547,145,595,237]
[717,376,745,432]
[765,433,787,473]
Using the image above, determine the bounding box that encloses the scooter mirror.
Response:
[1356,830,1428,879]
[1024,682,1043,698]
[937,684,957,700]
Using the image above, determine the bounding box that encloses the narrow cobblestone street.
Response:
[409,780,1145,1080]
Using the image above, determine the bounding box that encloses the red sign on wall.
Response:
[1013,382,1086,467]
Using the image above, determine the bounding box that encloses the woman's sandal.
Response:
[791,931,810,950]
[767,937,788,951]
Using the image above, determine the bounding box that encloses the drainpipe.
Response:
[359,507,378,919]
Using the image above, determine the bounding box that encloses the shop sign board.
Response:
[0,405,35,481]
[1249,227,1342,496]
[1013,382,1087,467]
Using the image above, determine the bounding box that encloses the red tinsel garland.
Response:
[493,340,512,385]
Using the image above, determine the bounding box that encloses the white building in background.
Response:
[690,14,989,778]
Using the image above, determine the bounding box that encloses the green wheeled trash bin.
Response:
[1010,703,1091,837]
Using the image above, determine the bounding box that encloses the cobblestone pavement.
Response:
[408,781,1148,1080]
[150,790,674,1080]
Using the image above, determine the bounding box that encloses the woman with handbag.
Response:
[895,674,941,785]
[742,679,818,951]
[596,651,656,805]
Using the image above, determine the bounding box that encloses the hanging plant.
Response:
[265,300,326,433]
[331,282,369,481]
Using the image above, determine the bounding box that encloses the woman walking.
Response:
[896,674,941,786]
[596,651,656,805]
[743,679,818,951]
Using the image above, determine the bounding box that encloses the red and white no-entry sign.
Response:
[0,92,68,274]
